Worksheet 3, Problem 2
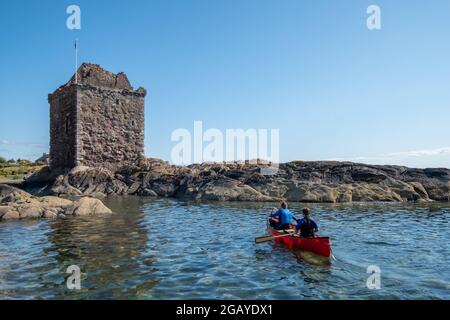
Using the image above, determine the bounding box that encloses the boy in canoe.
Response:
[296,208,319,237]
[269,201,297,230]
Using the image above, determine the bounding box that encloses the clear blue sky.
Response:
[0,0,449,168]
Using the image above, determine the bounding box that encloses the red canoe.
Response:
[269,226,332,258]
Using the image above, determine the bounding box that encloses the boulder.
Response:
[0,184,112,222]
[67,197,113,216]
[1,209,20,220]
[39,196,73,207]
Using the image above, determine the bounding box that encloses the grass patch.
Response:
[0,165,44,180]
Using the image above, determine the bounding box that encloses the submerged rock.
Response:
[21,159,450,204]
[0,184,112,222]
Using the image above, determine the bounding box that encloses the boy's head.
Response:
[281,201,288,209]
[302,208,310,216]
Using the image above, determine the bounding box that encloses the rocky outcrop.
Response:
[22,159,450,203]
[65,197,112,217]
[0,184,112,221]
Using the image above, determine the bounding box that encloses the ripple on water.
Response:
[0,198,449,299]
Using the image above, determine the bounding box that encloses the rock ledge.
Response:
[21,159,450,203]
[0,184,112,221]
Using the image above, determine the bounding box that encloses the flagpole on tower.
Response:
[75,39,78,84]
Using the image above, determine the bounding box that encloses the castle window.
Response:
[131,120,135,126]
[65,116,70,135]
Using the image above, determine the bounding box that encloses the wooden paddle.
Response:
[255,229,296,244]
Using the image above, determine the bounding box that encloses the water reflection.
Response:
[43,196,157,299]
[0,198,449,299]
[293,249,332,267]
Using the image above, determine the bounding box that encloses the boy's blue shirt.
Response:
[271,208,297,225]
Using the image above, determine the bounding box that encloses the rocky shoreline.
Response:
[0,184,112,221]
[21,158,450,203]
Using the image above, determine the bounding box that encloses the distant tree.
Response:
[0,156,6,164]
[7,159,16,164]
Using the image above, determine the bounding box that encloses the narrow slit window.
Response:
[65,116,70,135]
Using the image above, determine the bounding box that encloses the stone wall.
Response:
[48,63,146,170]
[77,84,145,170]
[49,85,78,168]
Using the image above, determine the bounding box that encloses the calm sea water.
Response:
[0,197,449,300]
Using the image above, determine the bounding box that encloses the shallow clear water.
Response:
[0,198,449,300]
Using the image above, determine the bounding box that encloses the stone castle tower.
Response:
[48,63,146,170]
